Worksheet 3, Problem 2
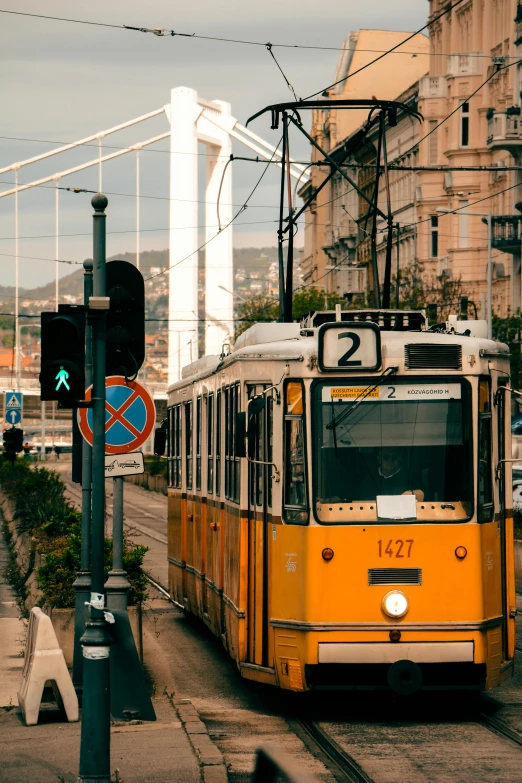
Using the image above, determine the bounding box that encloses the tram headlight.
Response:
[382,590,409,619]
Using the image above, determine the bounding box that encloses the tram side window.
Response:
[196,397,202,492]
[283,381,308,524]
[225,384,240,503]
[207,394,214,494]
[169,404,182,488]
[168,406,174,487]
[216,390,221,496]
[478,378,493,522]
[185,401,193,491]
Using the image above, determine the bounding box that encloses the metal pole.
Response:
[395,222,400,308]
[55,181,59,309]
[487,214,493,340]
[79,194,111,783]
[136,150,140,270]
[72,259,94,693]
[15,168,20,391]
[40,401,46,461]
[105,476,130,611]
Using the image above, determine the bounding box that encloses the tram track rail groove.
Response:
[480,712,522,749]
[297,719,376,783]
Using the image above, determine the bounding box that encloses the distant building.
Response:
[299,29,430,299]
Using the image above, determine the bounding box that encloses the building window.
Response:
[428,121,438,164]
[430,215,439,258]
[461,102,469,147]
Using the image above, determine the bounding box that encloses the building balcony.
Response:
[418,75,448,99]
[322,225,357,261]
[487,109,522,151]
[446,53,483,77]
[491,215,522,254]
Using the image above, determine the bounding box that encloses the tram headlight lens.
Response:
[382,590,409,619]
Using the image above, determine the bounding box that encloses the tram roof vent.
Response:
[301,309,426,331]
[368,568,422,586]
[405,343,462,370]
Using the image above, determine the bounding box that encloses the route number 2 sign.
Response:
[318,321,381,372]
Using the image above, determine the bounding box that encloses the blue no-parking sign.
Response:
[78,376,156,455]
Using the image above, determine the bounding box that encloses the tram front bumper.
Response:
[318,641,474,664]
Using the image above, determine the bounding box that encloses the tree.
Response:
[392,262,464,321]
[493,312,522,390]
[234,288,346,338]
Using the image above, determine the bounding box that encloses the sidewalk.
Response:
[0,696,201,783]
[0,506,203,783]
[0,505,26,709]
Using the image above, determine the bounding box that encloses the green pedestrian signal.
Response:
[55,366,71,392]
[40,305,86,404]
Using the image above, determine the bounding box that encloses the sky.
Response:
[0,0,428,290]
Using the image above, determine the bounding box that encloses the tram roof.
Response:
[168,312,509,393]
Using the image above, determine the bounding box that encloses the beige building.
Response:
[301,7,522,319]
[417,0,521,318]
[300,29,430,298]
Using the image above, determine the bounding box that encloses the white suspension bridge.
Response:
[0,85,309,398]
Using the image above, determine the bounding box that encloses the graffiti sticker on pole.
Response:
[78,376,156,455]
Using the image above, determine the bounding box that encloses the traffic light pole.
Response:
[72,259,94,694]
[79,195,111,783]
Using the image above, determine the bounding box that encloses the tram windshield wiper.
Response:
[326,366,398,432]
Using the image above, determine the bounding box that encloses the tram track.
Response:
[296,719,376,783]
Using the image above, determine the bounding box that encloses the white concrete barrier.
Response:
[18,607,78,725]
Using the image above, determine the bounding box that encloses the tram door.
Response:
[496,378,513,660]
[246,384,273,668]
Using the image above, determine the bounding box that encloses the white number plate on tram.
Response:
[322,384,462,402]
[318,322,381,372]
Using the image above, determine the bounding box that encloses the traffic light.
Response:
[40,305,86,403]
[3,427,24,460]
[106,260,145,378]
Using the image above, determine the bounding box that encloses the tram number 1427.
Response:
[378,539,414,558]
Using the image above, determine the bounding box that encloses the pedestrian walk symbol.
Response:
[55,366,70,392]
[5,392,22,409]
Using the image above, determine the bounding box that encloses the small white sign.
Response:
[377,494,417,520]
[319,323,381,372]
[104,451,145,478]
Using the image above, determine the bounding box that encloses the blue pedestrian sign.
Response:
[5,391,22,410]
[78,376,156,455]
[5,408,22,426]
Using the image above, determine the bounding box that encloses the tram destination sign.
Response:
[323,383,462,402]
[318,322,381,372]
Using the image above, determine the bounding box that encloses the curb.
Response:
[174,697,228,783]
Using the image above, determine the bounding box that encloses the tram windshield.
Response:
[312,381,472,523]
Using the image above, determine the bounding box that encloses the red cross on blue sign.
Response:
[78,376,156,454]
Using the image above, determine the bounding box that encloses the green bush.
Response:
[0,455,148,607]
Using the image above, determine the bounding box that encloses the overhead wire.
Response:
[304,0,465,99]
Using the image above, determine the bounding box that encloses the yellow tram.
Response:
[164,309,516,694]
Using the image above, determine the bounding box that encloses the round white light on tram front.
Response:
[382,590,409,619]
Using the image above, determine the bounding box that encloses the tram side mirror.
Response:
[234,412,247,458]
[154,419,168,457]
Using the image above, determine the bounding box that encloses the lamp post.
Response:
[218,284,247,303]
[437,208,492,339]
